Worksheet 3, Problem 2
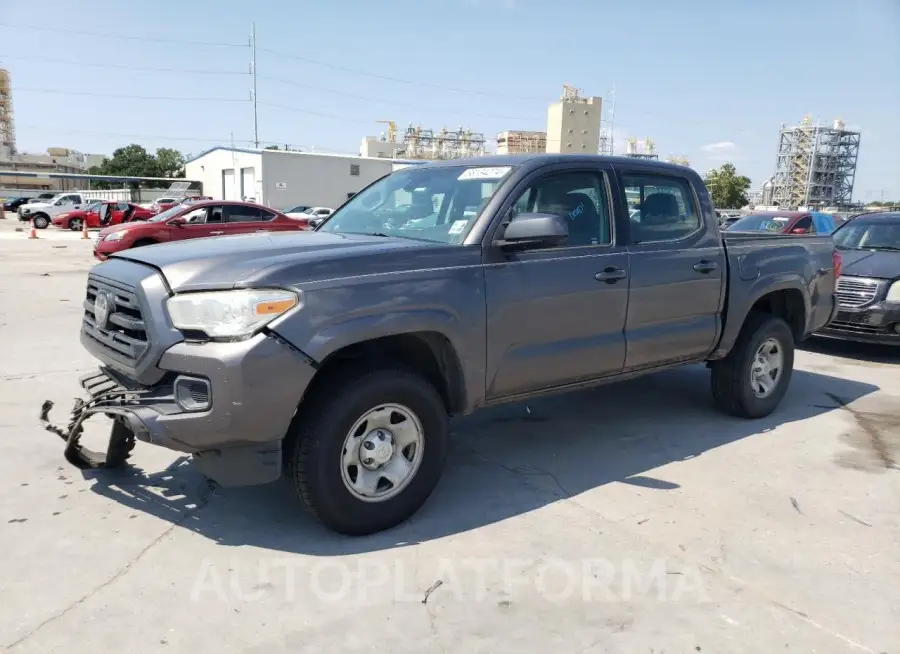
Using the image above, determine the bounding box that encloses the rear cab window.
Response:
[622,174,701,243]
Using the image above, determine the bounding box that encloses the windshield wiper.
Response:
[367,232,392,238]
[867,245,900,251]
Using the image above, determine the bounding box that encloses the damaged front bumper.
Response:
[40,333,318,486]
[40,369,146,470]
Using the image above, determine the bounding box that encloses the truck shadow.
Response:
[84,364,880,555]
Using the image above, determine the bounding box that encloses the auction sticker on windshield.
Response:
[457,167,511,180]
[448,219,468,234]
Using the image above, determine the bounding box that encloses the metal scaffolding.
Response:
[0,69,15,159]
[397,124,486,160]
[771,115,860,209]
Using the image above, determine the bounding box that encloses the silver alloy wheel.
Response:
[70,218,83,232]
[340,403,424,503]
[750,337,783,398]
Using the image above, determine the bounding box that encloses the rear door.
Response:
[483,163,629,399]
[221,204,272,235]
[620,169,724,370]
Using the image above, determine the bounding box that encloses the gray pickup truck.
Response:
[43,155,839,535]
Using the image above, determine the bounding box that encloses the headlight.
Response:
[166,289,302,339]
[104,230,127,241]
[57,213,69,220]
[886,281,900,303]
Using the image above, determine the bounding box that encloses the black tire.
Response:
[711,312,794,418]
[285,367,448,536]
[32,214,50,229]
[70,218,83,232]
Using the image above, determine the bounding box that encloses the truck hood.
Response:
[111,230,463,292]
[21,202,52,211]
[839,249,900,280]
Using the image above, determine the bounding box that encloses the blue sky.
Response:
[2,0,898,200]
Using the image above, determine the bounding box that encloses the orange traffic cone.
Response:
[81,220,90,239]
[28,219,39,239]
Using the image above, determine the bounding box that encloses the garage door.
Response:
[222,169,237,201]
[240,167,256,201]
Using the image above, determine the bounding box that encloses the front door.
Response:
[164,206,221,242]
[484,167,629,399]
[620,171,725,370]
[221,204,273,235]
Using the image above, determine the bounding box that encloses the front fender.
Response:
[268,268,488,412]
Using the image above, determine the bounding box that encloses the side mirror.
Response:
[167,217,186,227]
[496,213,568,249]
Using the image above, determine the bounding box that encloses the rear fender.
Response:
[709,276,810,359]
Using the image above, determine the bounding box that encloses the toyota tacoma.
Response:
[43,155,840,535]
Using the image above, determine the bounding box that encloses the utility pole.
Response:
[250,22,259,148]
[608,86,617,156]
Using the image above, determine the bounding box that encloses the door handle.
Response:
[693,260,718,273]
[594,267,627,283]
[209,230,225,236]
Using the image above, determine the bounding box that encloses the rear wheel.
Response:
[70,218,84,232]
[711,312,794,418]
[285,367,448,535]
[32,214,50,229]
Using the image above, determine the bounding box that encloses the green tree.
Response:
[704,163,752,209]
[87,144,186,189]
[155,147,185,178]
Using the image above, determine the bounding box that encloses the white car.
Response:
[284,205,333,222]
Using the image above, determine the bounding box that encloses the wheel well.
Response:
[309,332,465,415]
[132,238,157,247]
[750,289,806,339]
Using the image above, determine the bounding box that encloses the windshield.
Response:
[318,164,515,244]
[148,205,187,223]
[833,220,900,251]
[727,214,792,232]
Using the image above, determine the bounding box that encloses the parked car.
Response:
[726,210,837,236]
[18,192,91,228]
[46,155,839,536]
[284,204,313,218]
[52,201,154,231]
[2,197,33,213]
[149,197,180,214]
[92,200,309,260]
[816,211,900,345]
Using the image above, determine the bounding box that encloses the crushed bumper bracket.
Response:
[40,370,143,470]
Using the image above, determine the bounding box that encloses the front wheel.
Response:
[70,218,84,232]
[32,214,50,229]
[710,312,795,418]
[285,367,448,535]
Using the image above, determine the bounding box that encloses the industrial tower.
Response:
[0,69,15,159]
[771,115,861,209]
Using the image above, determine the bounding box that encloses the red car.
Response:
[93,200,310,260]
[150,195,211,214]
[53,200,153,231]
[724,211,837,235]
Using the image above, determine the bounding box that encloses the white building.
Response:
[545,85,602,154]
[184,147,420,211]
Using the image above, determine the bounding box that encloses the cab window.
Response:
[623,174,700,243]
[507,170,611,247]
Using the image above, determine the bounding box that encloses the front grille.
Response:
[835,276,880,308]
[826,321,898,337]
[82,275,149,364]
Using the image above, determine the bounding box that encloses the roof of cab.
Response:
[416,153,695,173]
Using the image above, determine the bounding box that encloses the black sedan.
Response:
[817,211,900,345]
[2,197,32,212]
